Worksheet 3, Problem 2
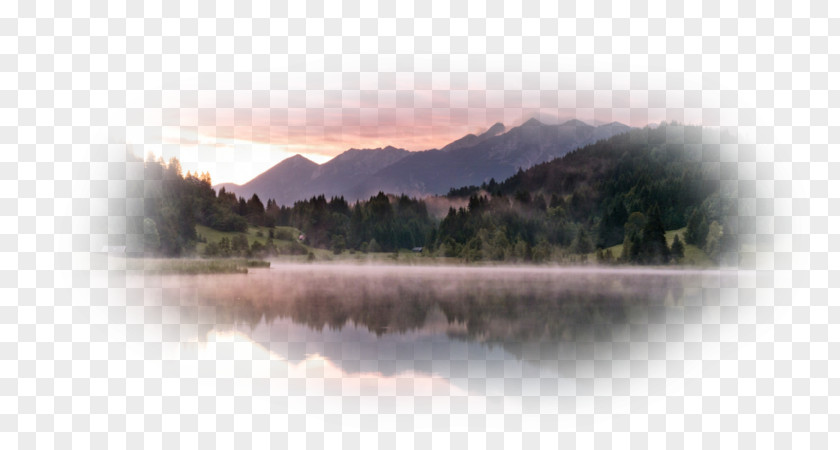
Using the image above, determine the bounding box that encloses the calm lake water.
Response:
[138,264,740,400]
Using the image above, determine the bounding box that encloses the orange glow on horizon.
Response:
[146,87,713,185]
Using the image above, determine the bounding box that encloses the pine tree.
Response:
[573,228,594,254]
[704,221,724,262]
[670,234,685,262]
[621,212,646,262]
[640,205,669,264]
[143,218,160,253]
[685,208,708,247]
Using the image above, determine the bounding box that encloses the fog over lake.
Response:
[135,264,742,399]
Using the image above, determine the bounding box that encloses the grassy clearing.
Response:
[189,224,717,267]
[129,258,270,274]
[195,224,306,253]
[588,227,715,267]
[680,243,714,267]
[306,248,436,264]
[253,247,441,265]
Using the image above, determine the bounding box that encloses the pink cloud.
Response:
[162,88,690,184]
[176,105,664,158]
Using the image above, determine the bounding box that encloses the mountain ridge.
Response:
[215,119,635,205]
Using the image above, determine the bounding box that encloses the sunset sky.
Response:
[147,91,716,186]
[124,2,737,186]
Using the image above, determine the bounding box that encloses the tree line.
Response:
[142,156,280,256]
[141,123,737,265]
[273,192,435,253]
[140,156,435,256]
[431,124,737,264]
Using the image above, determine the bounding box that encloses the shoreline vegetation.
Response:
[130,124,738,272]
[123,254,725,276]
[126,258,271,275]
[123,222,720,275]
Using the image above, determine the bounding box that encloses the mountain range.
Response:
[215,118,633,205]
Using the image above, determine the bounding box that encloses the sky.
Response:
[143,92,714,186]
[123,1,741,186]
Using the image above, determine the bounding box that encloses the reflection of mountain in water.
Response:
[159,266,715,356]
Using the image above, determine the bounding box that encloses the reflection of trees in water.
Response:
[162,269,707,347]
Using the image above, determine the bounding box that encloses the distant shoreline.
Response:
[115,255,734,275]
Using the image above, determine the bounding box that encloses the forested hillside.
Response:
[140,156,434,257]
[273,193,435,253]
[140,123,737,265]
[141,157,251,256]
[434,124,737,264]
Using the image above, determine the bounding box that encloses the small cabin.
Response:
[411,247,423,253]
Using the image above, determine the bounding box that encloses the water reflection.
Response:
[145,264,734,392]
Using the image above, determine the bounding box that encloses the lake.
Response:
[135,264,740,406]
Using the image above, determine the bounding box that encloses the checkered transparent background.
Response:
[1,0,837,448]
